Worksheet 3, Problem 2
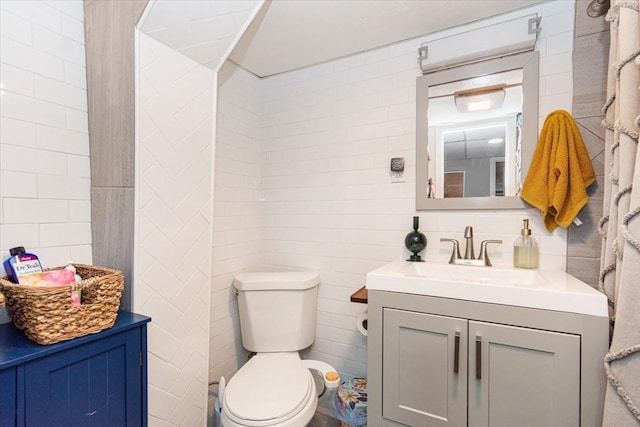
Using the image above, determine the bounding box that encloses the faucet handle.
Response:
[440,238,462,264]
[478,240,503,266]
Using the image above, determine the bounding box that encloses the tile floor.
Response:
[308,409,342,427]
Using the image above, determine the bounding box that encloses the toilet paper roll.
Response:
[356,309,368,337]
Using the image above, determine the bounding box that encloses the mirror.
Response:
[416,51,539,210]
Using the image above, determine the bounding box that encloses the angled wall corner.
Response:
[133,1,267,425]
[134,32,215,425]
[138,0,265,73]
[210,61,263,384]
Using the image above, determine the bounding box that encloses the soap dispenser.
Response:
[513,219,538,269]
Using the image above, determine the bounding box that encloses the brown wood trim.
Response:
[350,286,368,304]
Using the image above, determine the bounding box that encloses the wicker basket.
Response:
[0,264,124,345]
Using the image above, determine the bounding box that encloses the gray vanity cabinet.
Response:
[368,291,608,427]
[383,309,467,426]
[467,321,580,427]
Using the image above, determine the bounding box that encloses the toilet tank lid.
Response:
[234,271,320,291]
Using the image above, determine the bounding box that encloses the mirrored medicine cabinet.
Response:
[416,50,539,210]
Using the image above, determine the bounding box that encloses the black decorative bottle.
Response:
[405,216,427,262]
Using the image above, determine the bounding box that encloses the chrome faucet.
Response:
[463,226,475,259]
[440,226,502,267]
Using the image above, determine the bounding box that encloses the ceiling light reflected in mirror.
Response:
[454,85,507,113]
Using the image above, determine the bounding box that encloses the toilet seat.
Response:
[222,353,317,427]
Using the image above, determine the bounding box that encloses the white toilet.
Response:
[220,271,340,427]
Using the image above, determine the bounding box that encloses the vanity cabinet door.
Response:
[468,321,580,427]
[383,308,468,427]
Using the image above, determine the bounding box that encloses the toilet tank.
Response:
[234,271,319,352]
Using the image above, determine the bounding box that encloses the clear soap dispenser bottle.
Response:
[513,219,538,269]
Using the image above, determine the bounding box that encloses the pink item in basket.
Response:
[18,269,78,286]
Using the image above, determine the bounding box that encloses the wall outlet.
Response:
[391,171,405,183]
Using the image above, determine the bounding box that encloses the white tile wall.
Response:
[136,33,215,427]
[257,1,574,380]
[210,61,262,383]
[0,0,92,292]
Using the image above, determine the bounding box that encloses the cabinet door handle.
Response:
[453,332,460,374]
[476,336,482,380]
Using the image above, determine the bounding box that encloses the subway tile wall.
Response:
[136,33,214,426]
[0,0,92,299]
[209,0,576,383]
[137,1,264,418]
[210,61,263,382]
[258,1,575,379]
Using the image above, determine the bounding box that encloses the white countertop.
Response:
[366,261,608,317]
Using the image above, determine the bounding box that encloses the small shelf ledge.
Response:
[350,286,368,304]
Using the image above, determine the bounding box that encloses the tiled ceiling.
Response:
[140,0,546,77]
[140,0,259,71]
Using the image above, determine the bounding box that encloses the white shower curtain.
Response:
[599,1,640,425]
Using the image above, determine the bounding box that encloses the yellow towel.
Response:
[521,110,596,232]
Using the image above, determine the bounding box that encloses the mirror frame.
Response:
[416,50,539,210]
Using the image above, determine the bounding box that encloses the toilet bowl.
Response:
[220,353,317,427]
[220,271,340,427]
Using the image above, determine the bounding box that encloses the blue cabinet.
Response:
[0,311,150,427]
[0,365,17,424]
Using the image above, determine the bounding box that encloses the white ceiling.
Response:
[141,0,546,78]
[231,0,545,77]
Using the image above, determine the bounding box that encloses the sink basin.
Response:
[366,261,607,317]
[401,262,543,286]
